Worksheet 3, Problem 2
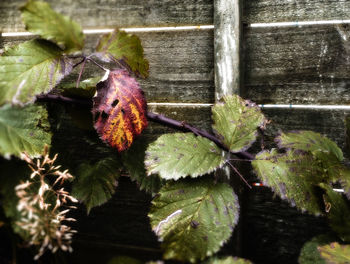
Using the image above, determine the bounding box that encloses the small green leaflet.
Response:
[212,95,266,153]
[318,242,350,263]
[339,168,350,200]
[320,184,350,242]
[20,0,84,53]
[205,256,252,264]
[95,29,149,78]
[60,77,102,99]
[0,104,51,158]
[276,131,343,162]
[252,149,324,215]
[145,133,226,180]
[72,158,121,213]
[122,139,163,194]
[0,39,73,105]
[149,178,239,263]
[298,235,336,264]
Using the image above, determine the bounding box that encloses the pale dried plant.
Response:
[16,146,78,260]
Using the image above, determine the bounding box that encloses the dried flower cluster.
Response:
[16,147,78,260]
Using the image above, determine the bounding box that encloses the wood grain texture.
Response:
[0,0,213,32]
[241,188,331,264]
[1,30,215,104]
[244,0,350,24]
[214,0,241,99]
[242,25,350,105]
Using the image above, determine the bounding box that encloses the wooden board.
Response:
[244,0,350,24]
[242,25,350,105]
[241,188,331,264]
[1,30,215,104]
[0,0,213,32]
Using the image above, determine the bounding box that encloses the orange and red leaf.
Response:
[92,69,148,152]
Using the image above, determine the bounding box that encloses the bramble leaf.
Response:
[145,133,226,180]
[320,184,350,242]
[338,168,350,200]
[122,139,163,194]
[60,77,102,99]
[318,242,350,263]
[298,235,335,264]
[149,178,239,263]
[0,104,51,158]
[276,131,343,162]
[72,158,121,213]
[95,29,149,78]
[212,95,266,153]
[20,0,84,53]
[0,39,73,105]
[252,149,324,215]
[205,256,253,264]
[92,69,148,152]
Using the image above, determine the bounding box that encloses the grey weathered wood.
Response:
[214,0,241,99]
[244,0,350,24]
[241,188,330,264]
[1,30,215,104]
[0,0,213,32]
[242,25,350,104]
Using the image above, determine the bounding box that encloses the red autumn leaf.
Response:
[92,69,148,152]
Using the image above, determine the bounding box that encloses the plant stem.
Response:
[35,94,255,160]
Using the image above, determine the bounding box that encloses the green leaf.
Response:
[121,139,164,194]
[95,29,149,78]
[276,131,343,162]
[205,256,252,264]
[72,158,121,213]
[339,168,350,200]
[320,184,350,242]
[20,0,84,53]
[212,95,266,153]
[145,133,226,180]
[318,242,350,263]
[0,39,73,105]
[0,159,30,220]
[149,178,239,262]
[0,104,51,158]
[299,235,336,264]
[252,149,324,215]
[107,256,142,264]
[60,77,102,99]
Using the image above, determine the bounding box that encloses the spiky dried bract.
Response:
[95,29,149,78]
[92,69,148,152]
[20,0,84,53]
[320,184,350,242]
[0,39,73,105]
[318,242,350,263]
[212,95,266,153]
[0,104,52,158]
[252,149,325,215]
[149,178,239,263]
[16,148,77,260]
[145,133,226,180]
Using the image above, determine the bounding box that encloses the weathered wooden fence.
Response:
[1,0,350,263]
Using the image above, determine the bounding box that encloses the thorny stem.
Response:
[35,94,256,161]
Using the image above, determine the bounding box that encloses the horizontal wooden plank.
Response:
[244,0,350,24]
[243,25,350,104]
[0,0,213,32]
[241,188,331,264]
[262,108,348,150]
[1,30,215,104]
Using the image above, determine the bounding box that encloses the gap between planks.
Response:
[3,19,350,37]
